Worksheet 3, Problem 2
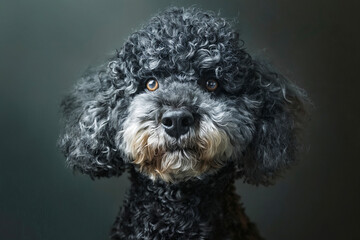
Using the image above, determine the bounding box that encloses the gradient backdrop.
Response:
[1,0,359,239]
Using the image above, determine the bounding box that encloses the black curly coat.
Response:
[110,164,262,239]
[59,7,307,240]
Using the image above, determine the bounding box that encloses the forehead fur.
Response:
[115,7,253,93]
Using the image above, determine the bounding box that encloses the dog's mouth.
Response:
[166,145,188,152]
[164,139,195,152]
[127,129,233,182]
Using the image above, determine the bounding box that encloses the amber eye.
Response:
[205,79,219,92]
[146,79,159,91]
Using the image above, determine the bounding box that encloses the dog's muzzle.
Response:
[161,109,194,139]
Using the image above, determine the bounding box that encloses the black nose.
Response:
[161,110,194,138]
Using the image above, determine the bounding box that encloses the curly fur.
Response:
[59,7,307,239]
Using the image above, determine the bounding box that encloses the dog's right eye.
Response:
[146,79,159,91]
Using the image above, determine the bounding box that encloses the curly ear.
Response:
[59,60,128,178]
[240,60,308,185]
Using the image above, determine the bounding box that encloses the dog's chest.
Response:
[111,168,238,240]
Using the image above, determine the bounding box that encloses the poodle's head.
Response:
[59,7,307,184]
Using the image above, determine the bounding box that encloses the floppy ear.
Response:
[240,60,308,185]
[59,60,128,178]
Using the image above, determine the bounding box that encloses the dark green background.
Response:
[1,0,359,239]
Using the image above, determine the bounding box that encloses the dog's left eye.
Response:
[205,79,219,92]
[146,79,159,91]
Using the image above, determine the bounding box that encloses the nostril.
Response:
[162,117,173,127]
[181,117,189,127]
[181,116,193,127]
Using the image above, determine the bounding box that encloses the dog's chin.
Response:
[123,122,234,182]
[132,144,229,183]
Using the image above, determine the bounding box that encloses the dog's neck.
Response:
[129,163,235,200]
[111,163,262,239]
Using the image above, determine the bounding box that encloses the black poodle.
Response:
[59,7,307,240]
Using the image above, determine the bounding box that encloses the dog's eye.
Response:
[146,79,159,91]
[205,79,219,92]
